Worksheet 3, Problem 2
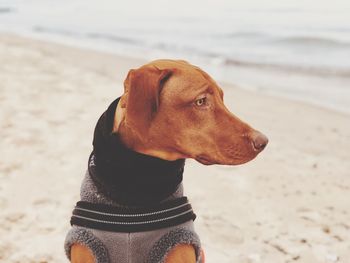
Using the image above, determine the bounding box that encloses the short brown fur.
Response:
[116,59,267,165]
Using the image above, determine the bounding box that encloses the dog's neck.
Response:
[91,97,185,206]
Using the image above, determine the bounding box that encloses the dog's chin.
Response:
[195,155,216,165]
[195,153,259,166]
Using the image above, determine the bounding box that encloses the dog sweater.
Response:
[64,98,202,262]
[64,170,202,263]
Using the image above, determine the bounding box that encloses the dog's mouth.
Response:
[195,155,216,165]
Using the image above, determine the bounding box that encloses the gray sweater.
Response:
[64,171,202,263]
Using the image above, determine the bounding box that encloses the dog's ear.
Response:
[124,66,173,134]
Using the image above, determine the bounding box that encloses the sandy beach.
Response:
[0,34,350,262]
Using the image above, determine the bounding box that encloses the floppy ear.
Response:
[124,66,173,134]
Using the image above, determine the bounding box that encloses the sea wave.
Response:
[33,26,143,46]
[226,31,269,39]
[30,25,350,79]
[224,58,350,78]
[272,36,350,48]
[33,26,77,37]
[0,7,14,13]
[86,33,142,45]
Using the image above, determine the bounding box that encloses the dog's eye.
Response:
[195,97,207,107]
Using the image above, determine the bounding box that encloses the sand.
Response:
[0,34,349,263]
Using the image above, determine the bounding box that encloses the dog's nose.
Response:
[250,131,268,152]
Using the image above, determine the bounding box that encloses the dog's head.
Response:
[115,59,268,165]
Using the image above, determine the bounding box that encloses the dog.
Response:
[64,59,268,263]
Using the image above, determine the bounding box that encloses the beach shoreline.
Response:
[4,28,350,115]
[1,33,350,262]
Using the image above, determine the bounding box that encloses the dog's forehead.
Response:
[155,60,212,84]
[150,59,192,69]
[166,69,211,96]
[149,59,220,99]
[151,60,208,78]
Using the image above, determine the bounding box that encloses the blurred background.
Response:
[1,0,350,262]
[1,0,350,112]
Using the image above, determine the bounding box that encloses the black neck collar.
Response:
[89,97,185,206]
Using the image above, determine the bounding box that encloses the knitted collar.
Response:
[89,97,185,206]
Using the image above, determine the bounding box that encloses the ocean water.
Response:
[1,0,350,113]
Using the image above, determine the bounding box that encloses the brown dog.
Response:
[70,59,267,263]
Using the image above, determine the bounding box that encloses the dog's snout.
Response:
[250,131,268,152]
